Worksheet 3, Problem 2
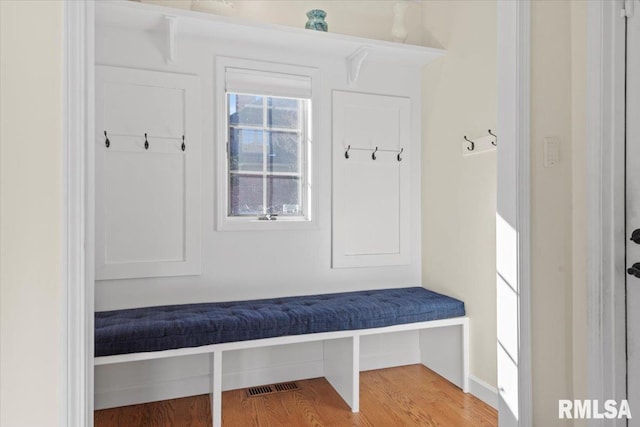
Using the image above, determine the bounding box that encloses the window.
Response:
[227,93,309,219]
[218,64,315,229]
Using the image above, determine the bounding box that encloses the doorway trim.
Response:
[64,1,95,426]
[64,1,533,425]
[496,1,532,425]
[586,1,627,425]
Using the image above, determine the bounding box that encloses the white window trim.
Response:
[215,57,320,231]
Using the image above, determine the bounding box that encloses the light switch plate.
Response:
[543,137,559,168]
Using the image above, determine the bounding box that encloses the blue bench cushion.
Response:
[95,287,465,357]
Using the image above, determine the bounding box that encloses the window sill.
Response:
[216,217,318,232]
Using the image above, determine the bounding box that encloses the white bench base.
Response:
[95,316,469,427]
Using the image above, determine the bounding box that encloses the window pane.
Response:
[229,94,263,127]
[267,176,301,216]
[267,97,299,129]
[229,174,263,216]
[229,128,263,172]
[268,131,300,173]
[226,91,309,221]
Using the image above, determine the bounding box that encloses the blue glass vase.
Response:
[305,9,328,32]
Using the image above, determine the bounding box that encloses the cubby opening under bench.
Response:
[95,286,468,427]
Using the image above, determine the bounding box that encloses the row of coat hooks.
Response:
[344,145,404,162]
[464,129,497,152]
[104,131,186,152]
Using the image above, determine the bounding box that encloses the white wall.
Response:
[531,1,587,425]
[569,1,588,426]
[93,0,432,313]
[0,1,64,426]
[94,3,429,407]
[570,2,587,426]
[421,0,498,389]
[94,23,423,311]
[139,0,424,45]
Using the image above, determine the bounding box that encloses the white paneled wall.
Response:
[94,20,423,317]
[95,2,427,408]
[95,66,201,279]
[332,91,411,268]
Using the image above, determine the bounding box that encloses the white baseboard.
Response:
[468,374,498,409]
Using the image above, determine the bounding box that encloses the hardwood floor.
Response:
[95,364,497,427]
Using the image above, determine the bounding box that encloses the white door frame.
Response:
[63,1,533,425]
[496,1,532,426]
[586,2,628,426]
[64,1,95,426]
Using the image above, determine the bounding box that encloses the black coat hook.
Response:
[181,135,186,152]
[464,136,475,151]
[144,133,149,150]
[397,147,404,162]
[104,130,110,148]
[345,145,351,159]
[488,129,497,146]
[371,146,378,160]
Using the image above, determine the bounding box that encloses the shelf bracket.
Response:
[347,46,370,86]
[165,15,178,64]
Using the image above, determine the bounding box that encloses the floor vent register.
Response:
[246,382,300,397]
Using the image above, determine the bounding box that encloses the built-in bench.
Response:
[95,287,468,427]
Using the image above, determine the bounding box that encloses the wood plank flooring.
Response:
[95,364,497,427]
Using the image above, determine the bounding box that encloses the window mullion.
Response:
[262,97,268,215]
[300,100,305,217]
[230,124,299,133]
[227,94,232,216]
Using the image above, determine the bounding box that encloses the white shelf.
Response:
[96,0,445,68]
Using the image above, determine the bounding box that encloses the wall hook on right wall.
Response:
[462,132,497,156]
[464,136,475,151]
[488,129,497,146]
